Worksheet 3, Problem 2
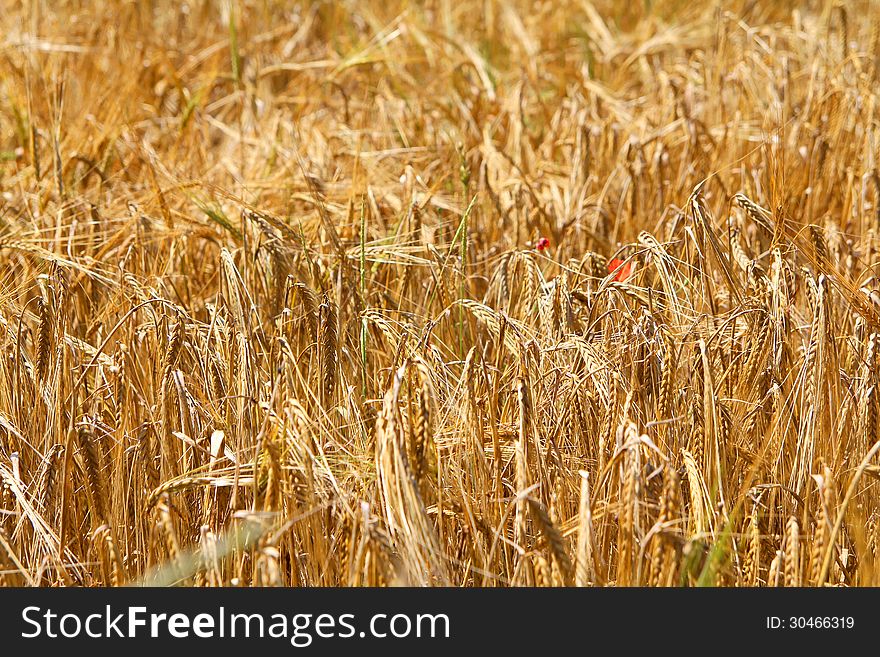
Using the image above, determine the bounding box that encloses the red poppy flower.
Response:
[535,237,550,251]
[607,258,632,282]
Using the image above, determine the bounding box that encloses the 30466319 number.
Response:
[766,616,854,629]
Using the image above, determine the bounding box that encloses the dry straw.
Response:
[0,0,877,587]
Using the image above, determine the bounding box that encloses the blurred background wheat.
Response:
[0,0,879,586]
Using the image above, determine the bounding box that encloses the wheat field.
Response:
[1,0,879,587]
